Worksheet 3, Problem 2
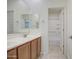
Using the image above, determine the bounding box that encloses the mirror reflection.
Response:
[7,0,40,34]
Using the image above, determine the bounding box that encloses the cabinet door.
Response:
[31,39,38,59]
[18,43,30,59]
[37,37,41,57]
[7,48,17,59]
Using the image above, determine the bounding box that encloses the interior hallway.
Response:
[38,8,66,59]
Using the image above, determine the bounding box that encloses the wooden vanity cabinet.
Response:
[31,39,38,59]
[37,37,41,57]
[18,42,30,59]
[7,48,17,59]
[31,37,41,59]
[7,37,41,59]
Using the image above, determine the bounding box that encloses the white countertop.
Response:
[7,32,41,50]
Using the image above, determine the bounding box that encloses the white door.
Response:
[59,9,64,54]
[66,9,72,59]
[66,0,72,58]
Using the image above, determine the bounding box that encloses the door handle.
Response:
[69,36,72,40]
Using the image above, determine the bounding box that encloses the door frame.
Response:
[48,7,65,54]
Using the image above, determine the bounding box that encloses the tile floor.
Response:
[39,46,66,59]
[39,35,66,59]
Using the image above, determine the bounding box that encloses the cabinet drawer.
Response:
[7,48,17,59]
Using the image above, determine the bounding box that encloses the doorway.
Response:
[48,8,64,54]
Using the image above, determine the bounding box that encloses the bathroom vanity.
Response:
[7,33,41,59]
[7,0,41,59]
